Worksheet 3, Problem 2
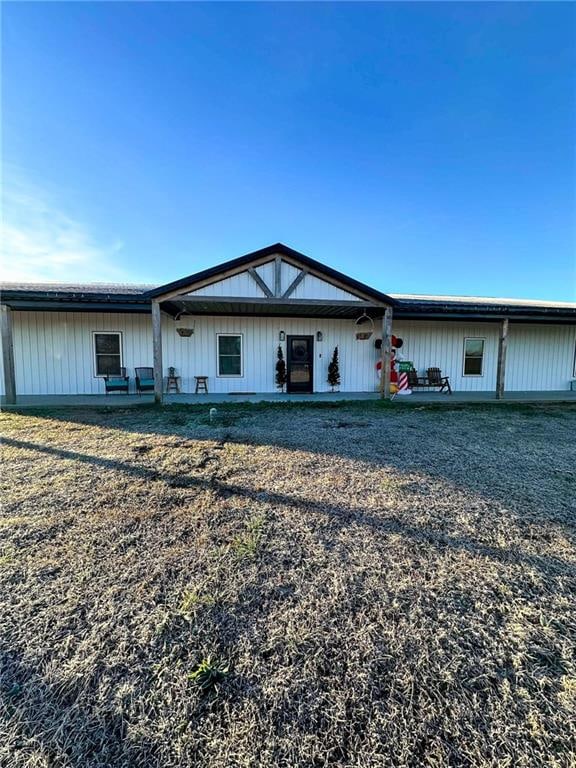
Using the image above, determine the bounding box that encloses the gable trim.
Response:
[247,267,273,298]
[145,243,394,306]
[282,268,308,299]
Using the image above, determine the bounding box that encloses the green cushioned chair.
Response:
[104,368,130,395]
[135,367,155,395]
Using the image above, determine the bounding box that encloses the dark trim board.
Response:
[176,296,380,308]
[2,299,574,324]
[3,300,575,324]
[4,301,153,314]
[394,311,576,325]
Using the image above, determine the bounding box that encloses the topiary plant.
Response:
[327,346,341,391]
[275,344,287,392]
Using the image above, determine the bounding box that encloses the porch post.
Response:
[152,299,163,404]
[1,305,16,405]
[496,317,509,400]
[380,306,393,400]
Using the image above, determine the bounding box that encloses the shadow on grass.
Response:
[0,650,165,767]
[2,407,575,768]
[4,401,575,533]
[2,435,573,580]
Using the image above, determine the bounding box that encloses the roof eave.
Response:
[394,301,576,321]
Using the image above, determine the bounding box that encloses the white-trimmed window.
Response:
[217,334,243,377]
[93,332,123,376]
[463,337,485,376]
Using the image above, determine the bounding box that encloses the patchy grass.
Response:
[178,587,218,618]
[0,404,575,767]
[231,513,266,559]
[187,657,230,694]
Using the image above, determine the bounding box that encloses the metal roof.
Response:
[0,281,154,295]
[0,282,153,314]
[1,273,575,322]
[391,293,576,310]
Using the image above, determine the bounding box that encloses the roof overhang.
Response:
[167,295,386,320]
[0,290,152,314]
[394,299,576,324]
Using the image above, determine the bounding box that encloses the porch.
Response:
[2,390,575,409]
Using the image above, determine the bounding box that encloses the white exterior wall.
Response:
[506,324,576,391]
[394,320,501,392]
[4,311,575,395]
[8,310,382,395]
[187,271,266,298]
[164,315,378,394]
[187,258,363,302]
[289,274,362,301]
[394,320,576,392]
[10,311,153,396]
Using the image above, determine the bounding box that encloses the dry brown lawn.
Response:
[1,402,575,768]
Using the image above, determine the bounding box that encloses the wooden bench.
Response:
[407,367,452,394]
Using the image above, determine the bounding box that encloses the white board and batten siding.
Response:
[10,311,152,396]
[186,258,364,302]
[164,315,379,394]
[394,321,500,392]
[4,310,575,395]
[289,273,362,302]
[505,324,576,391]
[395,320,576,392]
[187,271,265,298]
[7,311,379,395]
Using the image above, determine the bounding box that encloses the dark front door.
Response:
[287,335,314,394]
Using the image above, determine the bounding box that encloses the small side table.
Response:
[166,375,181,393]
[194,376,209,394]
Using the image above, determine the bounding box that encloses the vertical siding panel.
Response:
[11,312,22,395]
[39,312,48,394]
[8,311,576,396]
[12,312,22,395]
[506,324,576,391]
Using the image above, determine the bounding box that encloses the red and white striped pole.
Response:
[397,370,412,396]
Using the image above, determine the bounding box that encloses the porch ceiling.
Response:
[165,295,386,319]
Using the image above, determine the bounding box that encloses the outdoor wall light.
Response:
[279,330,286,341]
[316,331,323,342]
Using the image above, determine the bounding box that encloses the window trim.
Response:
[92,331,123,377]
[216,333,244,378]
[462,336,485,377]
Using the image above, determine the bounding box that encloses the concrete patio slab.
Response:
[1,390,575,409]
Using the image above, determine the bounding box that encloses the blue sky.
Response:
[2,2,575,300]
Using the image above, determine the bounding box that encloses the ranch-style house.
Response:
[1,243,575,404]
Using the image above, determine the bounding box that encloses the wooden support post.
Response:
[496,317,509,400]
[152,299,163,404]
[380,307,393,400]
[1,305,16,405]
